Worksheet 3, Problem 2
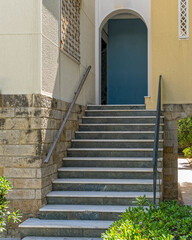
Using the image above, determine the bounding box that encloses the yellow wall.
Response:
[147,0,192,109]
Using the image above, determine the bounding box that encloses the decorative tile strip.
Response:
[61,0,81,62]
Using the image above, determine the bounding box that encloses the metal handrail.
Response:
[44,65,92,164]
[152,75,162,205]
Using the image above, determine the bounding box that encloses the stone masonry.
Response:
[0,94,86,237]
[163,104,192,201]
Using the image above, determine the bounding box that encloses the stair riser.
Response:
[58,171,161,179]
[21,228,105,238]
[47,196,159,205]
[86,111,157,117]
[63,160,162,168]
[87,106,146,110]
[79,125,163,131]
[53,183,160,192]
[75,132,164,140]
[83,118,164,124]
[39,211,122,221]
[72,142,163,149]
[67,151,163,158]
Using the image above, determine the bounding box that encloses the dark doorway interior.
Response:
[101,39,107,105]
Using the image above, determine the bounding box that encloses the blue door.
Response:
[108,19,148,104]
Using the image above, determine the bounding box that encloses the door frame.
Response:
[95,1,151,104]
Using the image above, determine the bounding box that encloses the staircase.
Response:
[20,105,164,240]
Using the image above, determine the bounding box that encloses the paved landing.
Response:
[178,158,192,206]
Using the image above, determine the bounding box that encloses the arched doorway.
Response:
[101,12,148,104]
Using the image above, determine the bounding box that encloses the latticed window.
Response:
[61,0,81,62]
[179,0,189,39]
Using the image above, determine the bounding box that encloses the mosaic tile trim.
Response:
[61,0,81,62]
[179,0,189,39]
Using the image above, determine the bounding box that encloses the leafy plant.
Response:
[178,117,192,156]
[0,176,22,234]
[183,146,192,158]
[102,196,192,240]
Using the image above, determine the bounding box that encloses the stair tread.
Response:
[63,157,163,161]
[67,148,163,151]
[80,123,163,126]
[53,178,161,184]
[83,116,164,119]
[58,167,162,173]
[88,104,146,107]
[23,237,101,240]
[76,131,164,133]
[39,205,133,212]
[85,110,156,112]
[20,219,113,229]
[72,139,164,142]
[47,191,160,198]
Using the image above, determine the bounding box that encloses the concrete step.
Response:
[58,167,162,179]
[67,148,163,158]
[75,131,164,140]
[20,219,111,238]
[63,157,163,168]
[85,110,157,117]
[47,191,160,205]
[23,238,101,240]
[87,105,146,110]
[71,139,164,149]
[52,178,161,192]
[79,123,163,132]
[39,205,130,221]
[82,116,164,124]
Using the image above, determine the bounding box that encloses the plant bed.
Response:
[102,196,192,240]
[0,176,21,235]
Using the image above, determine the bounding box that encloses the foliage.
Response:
[0,176,21,234]
[183,146,192,158]
[102,196,192,240]
[178,117,192,156]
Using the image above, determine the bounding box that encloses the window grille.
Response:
[179,0,189,39]
[61,0,81,61]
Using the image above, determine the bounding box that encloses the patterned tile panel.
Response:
[61,0,81,62]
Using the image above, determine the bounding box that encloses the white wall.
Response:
[0,0,95,106]
[0,0,42,94]
[42,0,95,105]
[95,0,151,104]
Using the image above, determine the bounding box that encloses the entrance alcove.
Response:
[100,12,148,105]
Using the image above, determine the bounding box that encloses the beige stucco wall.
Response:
[147,0,192,109]
[0,0,42,94]
[0,0,95,106]
[42,0,95,105]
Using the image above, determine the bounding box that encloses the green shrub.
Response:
[183,146,192,158]
[102,196,192,240]
[178,117,192,150]
[0,176,21,234]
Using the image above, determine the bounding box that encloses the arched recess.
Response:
[95,0,151,104]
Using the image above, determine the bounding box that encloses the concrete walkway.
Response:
[178,158,192,206]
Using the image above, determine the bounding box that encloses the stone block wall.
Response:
[0,94,86,237]
[163,104,192,200]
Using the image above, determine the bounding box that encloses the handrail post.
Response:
[153,75,162,205]
[44,66,91,164]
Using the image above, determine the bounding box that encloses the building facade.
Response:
[0,0,192,237]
